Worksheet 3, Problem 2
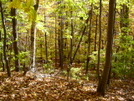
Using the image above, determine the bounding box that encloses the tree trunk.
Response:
[94,14,98,52]
[43,13,48,63]
[55,14,58,67]
[69,11,74,65]
[0,0,11,77]
[120,4,129,34]
[67,11,74,80]
[96,0,102,82]
[0,30,5,71]
[85,4,93,74]
[30,0,39,69]
[59,16,64,70]
[45,32,48,63]
[11,5,20,71]
[58,1,64,70]
[72,10,91,64]
[97,0,116,96]
[92,14,98,70]
[120,3,129,48]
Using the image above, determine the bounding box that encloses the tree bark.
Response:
[11,5,20,71]
[58,0,64,70]
[55,14,58,67]
[94,14,98,52]
[96,0,102,82]
[59,15,64,70]
[0,30,5,71]
[0,0,11,77]
[97,0,116,96]
[30,0,39,69]
[120,4,129,34]
[85,4,93,74]
[120,3,129,46]
[45,32,48,63]
[68,11,74,65]
[43,12,48,63]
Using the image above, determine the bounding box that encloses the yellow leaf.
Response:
[26,0,34,7]
[24,7,30,12]
[12,0,21,8]
[31,8,37,20]
[8,2,13,9]
[20,2,27,9]
[27,8,37,21]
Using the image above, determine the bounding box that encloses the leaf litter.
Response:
[0,71,134,101]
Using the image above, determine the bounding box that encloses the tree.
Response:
[58,0,64,70]
[11,0,20,71]
[97,0,116,96]
[0,0,11,77]
[44,13,48,64]
[96,0,102,81]
[85,3,93,74]
[0,30,5,71]
[68,11,74,66]
[120,2,129,34]
[72,10,91,65]
[30,0,39,69]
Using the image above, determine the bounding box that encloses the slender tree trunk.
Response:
[0,0,11,77]
[11,4,20,71]
[94,14,98,52]
[30,0,39,69]
[45,32,48,62]
[40,42,43,60]
[107,2,116,84]
[64,11,69,63]
[30,19,36,69]
[96,0,102,82]
[119,3,129,78]
[120,4,129,34]
[58,1,64,70]
[72,10,91,63]
[69,11,74,65]
[97,0,116,96]
[22,30,29,75]
[44,13,48,63]
[85,4,93,74]
[120,3,129,50]
[67,11,74,80]
[0,30,5,71]
[55,14,58,67]
[93,14,98,70]
[113,46,119,78]
[59,16,64,70]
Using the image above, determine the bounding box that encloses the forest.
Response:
[0,0,134,100]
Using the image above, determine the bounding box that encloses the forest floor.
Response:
[0,68,134,101]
